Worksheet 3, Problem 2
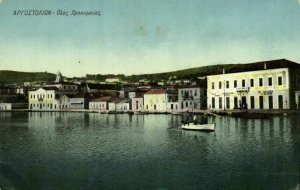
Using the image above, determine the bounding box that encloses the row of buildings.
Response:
[1,59,300,112]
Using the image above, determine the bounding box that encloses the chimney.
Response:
[264,63,267,70]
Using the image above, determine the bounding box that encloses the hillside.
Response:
[125,59,300,81]
[1,59,299,85]
[0,71,56,85]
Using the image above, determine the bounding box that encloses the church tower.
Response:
[55,71,63,83]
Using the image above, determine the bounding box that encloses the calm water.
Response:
[0,112,299,190]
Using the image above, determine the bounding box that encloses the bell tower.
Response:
[55,71,62,83]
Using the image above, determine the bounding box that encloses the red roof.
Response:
[145,89,167,95]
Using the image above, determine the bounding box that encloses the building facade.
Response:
[131,97,143,111]
[0,103,12,110]
[143,89,177,112]
[178,87,206,110]
[28,87,70,110]
[207,68,296,110]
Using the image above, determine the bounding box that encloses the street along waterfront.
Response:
[0,112,299,189]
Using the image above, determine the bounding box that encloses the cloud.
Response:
[0,0,2,4]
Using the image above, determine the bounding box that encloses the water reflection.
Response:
[0,112,299,190]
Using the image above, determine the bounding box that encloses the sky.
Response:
[0,0,300,77]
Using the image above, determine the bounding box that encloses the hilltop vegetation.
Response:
[1,59,299,85]
[0,71,56,85]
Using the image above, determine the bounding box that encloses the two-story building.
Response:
[144,89,178,112]
[207,59,300,110]
[178,87,206,110]
[28,87,71,110]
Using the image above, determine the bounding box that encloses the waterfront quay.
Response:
[1,59,300,115]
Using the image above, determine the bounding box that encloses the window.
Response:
[242,79,245,87]
[219,81,222,89]
[234,80,237,88]
[219,97,222,109]
[226,81,229,89]
[259,78,263,86]
[268,77,272,86]
[212,97,215,108]
[194,90,197,96]
[278,76,282,85]
[211,82,215,89]
[250,79,254,87]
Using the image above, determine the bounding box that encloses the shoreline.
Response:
[1,109,299,118]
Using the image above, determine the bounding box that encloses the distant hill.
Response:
[125,59,300,81]
[0,70,56,85]
[1,59,299,85]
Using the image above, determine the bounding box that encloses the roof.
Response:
[85,83,116,90]
[209,59,300,76]
[144,89,167,95]
[117,99,130,104]
[93,96,121,102]
[67,93,93,99]
[39,87,59,91]
[178,86,201,89]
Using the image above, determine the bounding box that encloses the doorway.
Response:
[269,96,273,109]
[278,95,283,109]
[241,96,247,109]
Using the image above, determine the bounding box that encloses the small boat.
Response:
[181,123,215,131]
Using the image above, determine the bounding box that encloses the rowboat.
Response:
[181,123,215,131]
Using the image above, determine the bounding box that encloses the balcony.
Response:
[236,87,249,92]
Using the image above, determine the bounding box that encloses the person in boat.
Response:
[193,115,198,124]
[182,111,192,125]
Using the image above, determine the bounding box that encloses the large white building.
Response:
[143,89,177,112]
[28,87,70,110]
[207,60,300,110]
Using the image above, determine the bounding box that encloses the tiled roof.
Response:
[144,89,167,95]
[210,59,300,75]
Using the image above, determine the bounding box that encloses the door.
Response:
[250,96,255,109]
[259,96,264,109]
[241,96,247,109]
[278,95,283,109]
[269,96,273,109]
[226,97,230,109]
[234,97,238,109]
